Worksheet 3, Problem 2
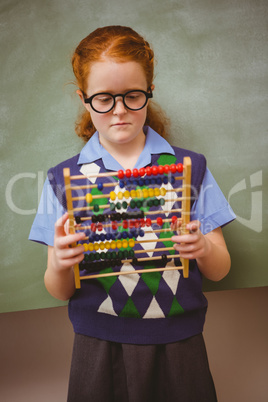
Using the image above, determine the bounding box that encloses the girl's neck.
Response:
[99,132,146,170]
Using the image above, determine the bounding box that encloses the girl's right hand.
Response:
[50,212,86,272]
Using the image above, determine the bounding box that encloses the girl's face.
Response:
[79,59,151,149]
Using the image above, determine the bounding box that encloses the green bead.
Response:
[160,198,165,205]
[130,200,136,209]
[110,203,115,211]
[93,204,99,212]
[122,201,128,209]
[116,202,122,210]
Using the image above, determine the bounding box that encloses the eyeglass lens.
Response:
[92,91,148,113]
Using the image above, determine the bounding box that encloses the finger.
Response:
[54,213,70,237]
[55,232,86,250]
[186,220,201,233]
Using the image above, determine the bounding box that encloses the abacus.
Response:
[63,157,191,289]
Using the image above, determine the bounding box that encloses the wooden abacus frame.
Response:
[63,157,191,289]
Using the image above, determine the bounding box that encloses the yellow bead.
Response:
[94,244,99,251]
[143,189,149,198]
[124,190,130,199]
[100,242,105,250]
[116,240,122,249]
[160,188,167,196]
[128,239,135,248]
[83,243,88,252]
[136,189,143,198]
[122,240,128,248]
[110,191,116,201]
[85,193,93,204]
[118,191,123,200]
[154,188,160,197]
[130,190,137,198]
[111,241,116,249]
[88,243,94,252]
[148,188,154,197]
[105,242,111,250]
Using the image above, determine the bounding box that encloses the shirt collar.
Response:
[77,126,175,171]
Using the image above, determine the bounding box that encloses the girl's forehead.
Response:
[86,60,147,92]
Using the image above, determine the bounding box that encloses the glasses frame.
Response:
[83,88,153,113]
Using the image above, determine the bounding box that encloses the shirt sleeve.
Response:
[28,177,66,246]
[191,168,236,235]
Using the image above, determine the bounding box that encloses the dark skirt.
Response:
[67,333,217,402]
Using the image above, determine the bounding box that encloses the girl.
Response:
[29,26,235,402]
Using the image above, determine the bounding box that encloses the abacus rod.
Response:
[80,265,184,280]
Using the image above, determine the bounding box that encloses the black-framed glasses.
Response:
[83,88,153,113]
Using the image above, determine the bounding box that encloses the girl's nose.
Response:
[113,97,127,115]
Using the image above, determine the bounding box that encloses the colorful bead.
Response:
[124,190,130,199]
[133,168,139,177]
[177,163,183,173]
[170,164,177,173]
[128,239,135,248]
[91,223,97,232]
[160,188,166,196]
[118,191,123,200]
[88,243,94,252]
[139,167,145,177]
[156,217,163,226]
[158,165,164,175]
[97,183,103,191]
[164,165,170,173]
[145,166,152,176]
[152,165,158,176]
[110,191,116,201]
[100,242,105,250]
[86,193,93,204]
[94,244,99,251]
[83,243,88,252]
[125,169,132,178]
[93,204,99,212]
[154,188,160,197]
[118,170,124,179]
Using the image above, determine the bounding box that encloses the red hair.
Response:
[72,26,170,142]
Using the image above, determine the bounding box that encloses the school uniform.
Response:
[29,126,235,401]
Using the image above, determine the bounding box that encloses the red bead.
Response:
[152,165,159,176]
[176,163,183,173]
[156,217,163,226]
[129,220,135,229]
[164,165,170,173]
[170,164,177,173]
[135,219,140,228]
[146,218,152,227]
[118,169,124,179]
[122,220,128,229]
[171,216,178,224]
[111,222,118,230]
[97,223,103,231]
[140,219,145,227]
[125,169,132,178]
[91,223,97,232]
[139,167,145,177]
[158,165,164,175]
[133,168,139,178]
[145,166,152,176]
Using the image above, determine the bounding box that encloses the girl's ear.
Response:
[151,84,155,91]
[76,89,84,102]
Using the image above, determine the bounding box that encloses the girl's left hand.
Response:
[171,220,209,260]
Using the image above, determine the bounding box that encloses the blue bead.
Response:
[163,176,168,184]
[119,180,125,188]
[100,233,106,241]
[97,183,103,191]
[139,179,144,186]
[106,233,112,240]
[94,234,100,241]
[122,231,128,239]
[157,177,162,185]
[139,229,145,237]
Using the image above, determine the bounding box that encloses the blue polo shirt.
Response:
[29,127,235,246]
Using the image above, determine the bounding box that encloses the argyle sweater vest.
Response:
[48,145,207,344]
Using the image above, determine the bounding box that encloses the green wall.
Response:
[1,0,267,313]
